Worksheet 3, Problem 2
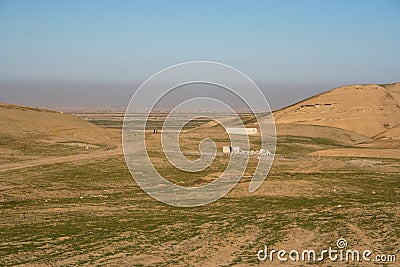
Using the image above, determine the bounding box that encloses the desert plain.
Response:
[0,83,399,266]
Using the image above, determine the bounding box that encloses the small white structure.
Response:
[226,127,257,135]
[222,146,240,154]
[222,146,231,154]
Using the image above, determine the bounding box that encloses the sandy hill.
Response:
[0,103,118,147]
[274,82,400,139]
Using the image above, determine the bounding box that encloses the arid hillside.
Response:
[274,83,400,139]
[0,103,120,166]
[0,102,118,145]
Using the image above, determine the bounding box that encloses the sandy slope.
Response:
[375,124,400,139]
[0,102,119,146]
[273,82,400,158]
[0,103,121,170]
[274,83,400,138]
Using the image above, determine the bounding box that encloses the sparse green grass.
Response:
[19,142,99,156]
[1,154,398,266]
[147,150,229,185]
[275,135,354,155]
[1,133,102,157]
[1,116,399,266]
[89,119,123,129]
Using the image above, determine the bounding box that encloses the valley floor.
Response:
[0,113,399,266]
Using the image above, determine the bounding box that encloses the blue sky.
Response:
[0,0,399,108]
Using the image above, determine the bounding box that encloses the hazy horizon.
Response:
[1,0,400,110]
[1,80,399,111]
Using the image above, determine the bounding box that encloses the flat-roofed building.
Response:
[226,127,257,135]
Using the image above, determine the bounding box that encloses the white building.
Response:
[226,127,257,135]
[222,146,231,153]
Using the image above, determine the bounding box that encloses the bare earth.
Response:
[0,83,399,266]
